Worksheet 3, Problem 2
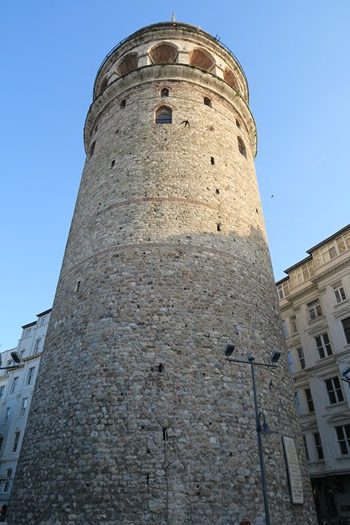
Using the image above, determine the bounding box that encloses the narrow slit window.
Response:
[89,141,96,157]
[155,106,172,125]
[120,99,126,109]
[238,137,247,158]
[161,88,169,97]
[204,97,212,107]
[111,160,115,168]
[236,119,241,128]
[211,156,215,165]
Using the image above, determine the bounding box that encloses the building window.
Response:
[307,299,322,321]
[334,284,346,304]
[89,141,96,157]
[297,347,305,370]
[10,377,18,395]
[0,436,3,452]
[237,136,247,158]
[203,96,212,107]
[305,388,314,412]
[341,317,350,344]
[0,386,4,399]
[290,315,298,334]
[155,106,172,124]
[27,367,35,385]
[20,397,28,416]
[4,408,10,424]
[6,469,12,479]
[33,337,41,353]
[315,333,332,358]
[325,376,344,404]
[303,435,310,461]
[161,88,169,97]
[120,99,126,109]
[313,432,324,460]
[335,424,350,455]
[3,481,10,493]
[12,431,20,452]
[149,42,178,64]
[189,48,215,72]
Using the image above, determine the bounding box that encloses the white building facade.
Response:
[0,309,51,519]
[277,225,350,524]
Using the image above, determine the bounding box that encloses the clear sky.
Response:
[1,1,349,349]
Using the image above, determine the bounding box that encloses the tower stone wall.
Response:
[9,23,317,525]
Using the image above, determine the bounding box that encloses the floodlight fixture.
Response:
[10,351,22,364]
[225,344,235,356]
[270,351,281,364]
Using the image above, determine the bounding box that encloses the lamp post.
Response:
[225,345,280,525]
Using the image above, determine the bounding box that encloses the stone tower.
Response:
[9,22,316,525]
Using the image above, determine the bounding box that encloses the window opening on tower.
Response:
[161,88,169,97]
[204,97,212,107]
[120,99,126,109]
[89,141,96,157]
[237,137,247,158]
[155,106,172,124]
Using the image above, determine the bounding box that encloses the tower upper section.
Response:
[84,22,256,156]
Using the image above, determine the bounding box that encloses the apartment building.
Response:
[277,225,350,524]
[0,309,51,518]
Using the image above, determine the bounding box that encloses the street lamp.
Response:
[225,344,280,525]
[0,351,24,370]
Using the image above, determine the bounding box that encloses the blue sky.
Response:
[1,1,349,349]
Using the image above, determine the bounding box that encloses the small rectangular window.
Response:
[20,397,28,416]
[335,424,350,455]
[305,388,314,412]
[313,432,324,460]
[10,377,19,395]
[307,299,322,321]
[315,333,332,358]
[33,338,41,353]
[290,315,298,334]
[27,367,35,385]
[341,317,350,344]
[12,431,20,452]
[325,376,344,404]
[4,407,10,424]
[334,285,346,304]
[297,347,305,370]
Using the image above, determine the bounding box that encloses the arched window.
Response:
[149,42,178,64]
[237,137,247,158]
[189,48,215,72]
[224,68,240,92]
[155,106,172,124]
[117,53,138,76]
[204,96,212,107]
[161,88,169,97]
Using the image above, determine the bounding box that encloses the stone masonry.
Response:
[9,23,317,524]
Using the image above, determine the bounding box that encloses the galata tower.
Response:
[9,22,316,525]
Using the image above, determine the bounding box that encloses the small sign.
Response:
[282,435,304,504]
